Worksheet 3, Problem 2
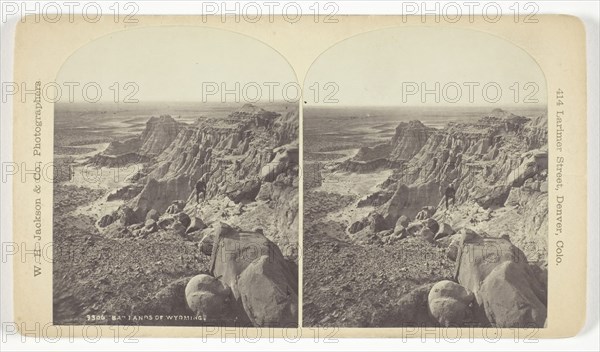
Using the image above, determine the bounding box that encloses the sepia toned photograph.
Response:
[303,27,549,328]
[7,11,591,343]
[52,26,299,327]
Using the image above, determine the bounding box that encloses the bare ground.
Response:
[302,190,454,327]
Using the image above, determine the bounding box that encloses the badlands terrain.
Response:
[53,102,298,326]
[303,107,548,327]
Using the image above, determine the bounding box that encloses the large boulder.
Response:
[395,215,410,230]
[185,274,235,322]
[371,283,438,327]
[428,280,475,327]
[226,179,261,204]
[117,206,137,226]
[423,218,439,234]
[148,277,195,317]
[449,231,547,327]
[478,261,547,328]
[418,227,435,243]
[238,255,298,327]
[209,222,298,327]
[367,213,388,232]
[176,212,191,228]
[186,217,207,234]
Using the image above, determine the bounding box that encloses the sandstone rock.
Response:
[176,212,191,228]
[238,255,298,327]
[428,280,474,327]
[185,274,234,321]
[423,218,439,234]
[226,179,261,204]
[389,120,432,162]
[210,222,298,327]
[349,212,387,235]
[429,280,474,304]
[372,283,437,327]
[479,261,547,328]
[145,276,195,317]
[139,115,181,155]
[474,185,510,209]
[368,213,388,232]
[145,209,159,221]
[506,149,547,187]
[131,177,190,218]
[423,206,437,217]
[381,182,441,225]
[434,223,455,241]
[117,206,137,226]
[98,214,115,228]
[186,217,206,234]
[395,215,410,230]
[450,231,547,328]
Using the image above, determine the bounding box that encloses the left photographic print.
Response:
[52,26,299,327]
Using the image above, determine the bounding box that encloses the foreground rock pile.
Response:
[184,222,298,326]
[429,230,547,327]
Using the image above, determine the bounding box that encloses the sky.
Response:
[57,25,547,108]
[56,26,298,103]
[304,26,547,107]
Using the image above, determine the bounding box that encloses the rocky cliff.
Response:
[88,115,181,167]
[349,109,548,262]
[97,104,299,259]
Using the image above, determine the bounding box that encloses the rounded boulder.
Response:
[185,274,233,321]
[428,280,474,327]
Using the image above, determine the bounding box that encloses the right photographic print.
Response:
[303,27,548,328]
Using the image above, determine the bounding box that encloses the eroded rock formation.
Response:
[348,109,548,262]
